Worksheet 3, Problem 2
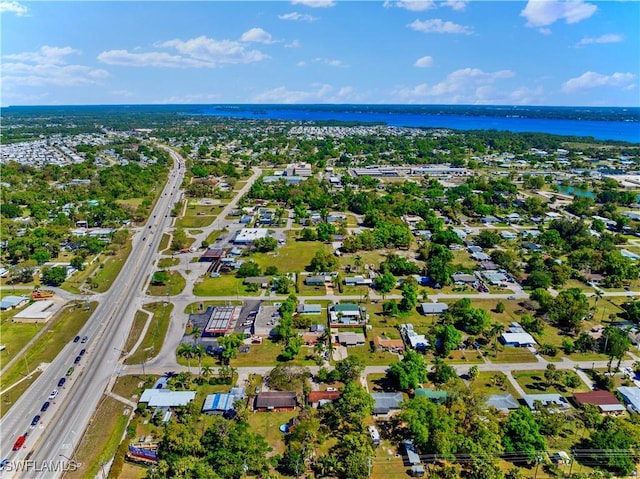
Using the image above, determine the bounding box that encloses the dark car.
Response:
[79,349,86,356]
[41,401,50,412]
[74,355,81,364]
[30,415,41,427]
[57,377,66,388]
[73,336,80,343]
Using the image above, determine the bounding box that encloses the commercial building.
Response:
[234,228,270,244]
[190,306,241,337]
[139,389,196,408]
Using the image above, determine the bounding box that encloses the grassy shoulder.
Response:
[85,240,134,293]
[0,301,97,416]
[65,395,131,479]
[124,302,173,365]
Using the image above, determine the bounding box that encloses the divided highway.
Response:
[0,147,185,478]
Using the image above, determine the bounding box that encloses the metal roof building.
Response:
[139,389,196,407]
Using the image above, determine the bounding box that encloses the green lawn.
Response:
[246,410,298,457]
[123,311,150,356]
[0,302,97,415]
[175,214,216,228]
[512,370,590,395]
[229,339,317,367]
[157,257,179,268]
[470,371,521,398]
[65,396,130,479]
[193,274,261,297]
[147,271,186,296]
[158,233,171,252]
[489,347,538,363]
[344,344,400,366]
[0,321,43,364]
[124,302,173,365]
[252,238,331,273]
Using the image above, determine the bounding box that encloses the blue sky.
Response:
[1,0,638,106]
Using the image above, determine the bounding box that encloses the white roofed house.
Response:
[500,322,537,348]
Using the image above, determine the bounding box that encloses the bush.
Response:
[539,343,558,356]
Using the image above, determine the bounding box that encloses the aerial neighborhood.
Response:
[1,110,640,479]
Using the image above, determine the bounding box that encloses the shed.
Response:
[402,439,421,465]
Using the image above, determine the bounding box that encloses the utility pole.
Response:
[367,457,372,478]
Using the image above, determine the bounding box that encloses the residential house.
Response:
[500,322,537,348]
[254,392,297,412]
[297,304,322,315]
[451,273,478,286]
[414,388,448,404]
[573,390,625,415]
[373,336,405,354]
[337,332,366,347]
[329,303,364,325]
[400,324,429,350]
[523,394,571,411]
[139,389,196,408]
[486,394,520,413]
[372,392,404,415]
[308,390,341,408]
[202,393,237,415]
[344,276,373,287]
[0,295,29,311]
[481,216,500,225]
[305,275,332,286]
[618,386,640,414]
[420,303,448,315]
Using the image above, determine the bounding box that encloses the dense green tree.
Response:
[400,278,419,311]
[308,250,338,273]
[589,416,640,475]
[236,261,261,278]
[334,356,365,383]
[218,333,244,365]
[548,288,589,334]
[253,236,278,252]
[434,324,462,356]
[41,266,67,286]
[502,407,546,462]
[374,271,395,300]
[388,350,428,391]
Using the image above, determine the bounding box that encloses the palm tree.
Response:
[201,365,214,379]
[489,322,505,352]
[177,343,194,370]
[191,327,202,344]
[192,344,204,377]
[354,255,363,273]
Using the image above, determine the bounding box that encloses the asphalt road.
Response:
[0,147,185,478]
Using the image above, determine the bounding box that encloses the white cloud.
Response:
[392,68,515,103]
[99,35,269,68]
[240,27,274,44]
[285,40,301,49]
[312,57,348,67]
[521,0,597,27]
[278,11,318,21]
[0,1,27,16]
[562,71,636,93]
[443,0,467,11]
[252,83,358,103]
[394,1,436,12]
[111,89,134,98]
[409,18,473,35]
[158,93,221,104]
[2,45,108,87]
[577,33,623,46]
[290,0,335,7]
[414,55,433,68]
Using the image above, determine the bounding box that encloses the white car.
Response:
[48,390,58,400]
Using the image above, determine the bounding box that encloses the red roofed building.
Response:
[373,336,405,354]
[573,390,625,415]
[308,390,341,407]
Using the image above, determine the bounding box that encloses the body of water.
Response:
[556,185,596,198]
[198,105,640,143]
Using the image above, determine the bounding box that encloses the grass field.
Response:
[65,395,131,479]
[193,274,261,297]
[123,311,150,357]
[252,238,332,273]
[147,271,186,296]
[0,301,97,416]
[157,257,179,268]
[0,321,43,365]
[86,241,133,293]
[158,233,170,252]
[175,214,216,228]
[344,344,400,366]
[489,347,538,363]
[124,302,173,365]
[512,370,590,395]
[229,339,317,367]
[246,410,298,457]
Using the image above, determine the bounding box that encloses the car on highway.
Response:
[74,355,81,364]
[73,336,80,343]
[30,415,41,427]
[0,459,9,470]
[81,336,88,343]
[57,377,66,387]
[79,348,86,356]
[48,389,58,400]
[66,367,74,376]
[40,401,50,412]
[12,434,27,450]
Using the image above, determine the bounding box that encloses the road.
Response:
[0,147,185,478]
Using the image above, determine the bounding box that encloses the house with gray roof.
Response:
[617,386,640,414]
[523,394,570,411]
[371,392,403,415]
[420,302,448,315]
[486,394,520,413]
